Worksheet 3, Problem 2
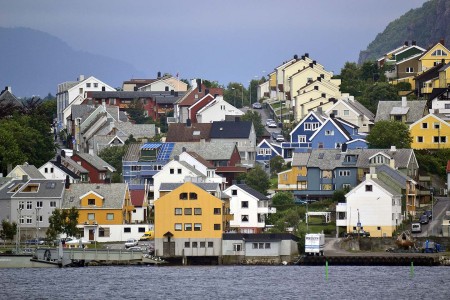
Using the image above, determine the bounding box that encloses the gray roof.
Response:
[123,143,144,161]
[375,100,427,124]
[234,184,268,200]
[18,164,46,179]
[91,135,125,155]
[171,142,237,161]
[307,149,347,170]
[114,122,156,139]
[376,164,413,186]
[348,148,414,169]
[291,152,311,167]
[371,178,402,196]
[12,179,65,199]
[345,99,375,121]
[71,105,96,121]
[74,152,116,172]
[159,182,219,192]
[0,179,27,200]
[178,161,204,177]
[0,177,13,188]
[0,88,23,107]
[119,111,128,122]
[62,183,128,209]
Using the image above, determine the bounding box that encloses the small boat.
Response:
[142,254,167,265]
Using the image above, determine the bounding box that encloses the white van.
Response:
[411,223,421,233]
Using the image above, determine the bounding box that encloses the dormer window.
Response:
[431,49,447,56]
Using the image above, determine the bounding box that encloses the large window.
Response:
[26,201,32,210]
[175,223,182,231]
[194,223,202,231]
[405,67,414,73]
[233,244,242,251]
[434,136,447,143]
[431,49,447,56]
[184,223,192,231]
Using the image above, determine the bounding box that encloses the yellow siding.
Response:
[410,114,450,149]
[278,166,306,189]
[154,182,226,239]
[269,73,276,90]
[419,43,450,72]
[347,225,395,237]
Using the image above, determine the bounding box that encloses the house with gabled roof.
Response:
[62,182,136,242]
[166,122,212,142]
[7,163,45,180]
[0,86,23,117]
[277,151,309,191]
[178,151,225,186]
[57,75,115,130]
[39,152,89,183]
[196,95,244,123]
[71,152,116,183]
[375,97,427,125]
[223,183,275,234]
[428,87,450,117]
[256,139,281,166]
[138,74,188,92]
[409,113,450,149]
[325,94,375,133]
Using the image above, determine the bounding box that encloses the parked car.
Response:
[268,121,277,128]
[265,119,274,126]
[125,238,138,248]
[25,238,45,245]
[411,223,422,233]
[127,246,143,252]
[139,230,154,241]
[276,134,285,142]
[346,230,370,238]
[424,210,432,220]
[252,102,262,109]
[419,214,429,224]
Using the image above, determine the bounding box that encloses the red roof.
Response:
[186,151,215,169]
[178,84,223,107]
[447,160,450,172]
[130,190,145,206]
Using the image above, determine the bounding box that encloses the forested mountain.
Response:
[358,0,450,64]
[0,27,143,97]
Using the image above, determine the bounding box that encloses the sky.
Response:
[0,0,428,88]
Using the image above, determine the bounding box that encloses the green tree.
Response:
[270,155,285,175]
[363,82,399,112]
[271,191,295,211]
[46,208,79,240]
[241,110,264,137]
[1,220,17,242]
[332,188,349,203]
[99,145,127,183]
[126,99,153,124]
[367,120,412,149]
[242,165,270,195]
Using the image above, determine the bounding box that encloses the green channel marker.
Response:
[325,260,328,281]
[410,261,414,278]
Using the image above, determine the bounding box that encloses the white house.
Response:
[139,75,188,92]
[195,96,244,123]
[223,184,275,233]
[56,75,115,130]
[337,173,403,238]
[178,151,226,186]
[39,155,89,183]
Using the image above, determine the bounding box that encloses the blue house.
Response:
[256,139,281,165]
[308,117,368,150]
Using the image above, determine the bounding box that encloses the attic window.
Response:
[431,49,447,56]
[365,185,373,192]
[46,182,56,189]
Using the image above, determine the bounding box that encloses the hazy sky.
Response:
[1,0,428,87]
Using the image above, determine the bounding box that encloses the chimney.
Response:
[321,93,326,98]
[341,143,347,153]
[317,77,321,81]
[57,155,61,164]
[305,53,309,58]
[4,86,12,93]
[412,40,416,46]
[401,96,407,107]
[317,107,323,114]
[320,74,325,79]
[186,118,192,127]
[22,175,28,181]
[78,75,85,81]
[61,150,66,158]
[349,96,354,102]
[294,54,298,60]
[157,71,161,78]
[404,41,408,46]
[301,55,305,60]
[313,60,317,65]
[196,79,202,92]
[65,175,70,189]
[182,147,186,152]
[309,63,314,68]
[440,38,445,46]
[390,145,397,152]
[314,86,318,90]
[205,88,209,95]
[174,155,179,161]
[330,113,335,118]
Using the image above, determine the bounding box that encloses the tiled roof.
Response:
[176,84,223,107]
[171,142,237,161]
[17,164,45,179]
[114,122,156,139]
[345,99,375,121]
[210,121,252,139]
[291,152,311,167]
[0,179,27,200]
[159,182,219,192]
[375,100,427,124]
[371,178,401,196]
[73,152,116,172]
[178,161,205,177]
[234,184,268,199]
[185,151,215,169]
[0,88,23,107]
[62,183,128,209]
[130,189,145,206]
[348,148,414,169]
[166,123,212,142]
[307,149,347,170]
[123,143,144,161]
[12,179,65,199]
[376,164,412,186]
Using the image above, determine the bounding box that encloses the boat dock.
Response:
[298,254,441,266]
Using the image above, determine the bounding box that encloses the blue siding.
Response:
[290,114,321,144]
[310,122,349,149]
[256,141,279,162]
[347,140,368,149]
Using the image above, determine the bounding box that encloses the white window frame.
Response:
[298,135,307,143]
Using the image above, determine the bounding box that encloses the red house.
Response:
[71,152,116,183]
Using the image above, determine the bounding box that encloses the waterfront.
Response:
[1,265,449,299]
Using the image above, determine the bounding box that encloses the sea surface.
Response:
[1,265,449,299]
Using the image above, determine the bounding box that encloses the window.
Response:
[19,201,24,210]
[365,185,373,192]
[214,224,221,230]
[88,199,95,206]
[26,216,32,224]
[241,201,249,208]
[332,110,338,116]
[232,189,237,196]
[185,242,190,248]
[343,110,349,116]
[50,201,56,208]
[194,223,202,231]
[44,168,48,173]
[192,242,198,248]
[106,213,114,220]
[405,67,414,73]
[138,227,146,233]
[208,242,213,248]
[325,130,334,136]
[175,223,182,231]
[189,193,197,200]
[339,170,350,177]
[124,227,131,233]
[265,243,271,249]
[417,136,423,143]
[177,169,182,174]
[445,104,450,109]
[94,83,98,88]
[434,136,447,143]
[86,83,91,88]
[175,208,182,215]
[431,49,447,56]
[434,123,440,129]
[214,208,221,215]
[194,208,202,215]
[131,166,141,171]
[342,184,351,189]
[304,122,319,131]
[200,242,206,248]
[170,168,174,174]
[36,201,43,208]
[179,193,188,200]
[241,215,249,222]
[298,135,306,143]
[50,168,54,173]
[88,213,95,220]
[26,201,32,210]
[318,142,324,149]
[233,244,242,251]
[99,227,110,237]
[184,223,192,231]
[37,215,43,222]
[422,123,428,129]
[184,208,192,215]
[19,216,24,224]
[252,243,258,249]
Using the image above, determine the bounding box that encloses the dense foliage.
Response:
[1,220,17,242]
[99,145,128,183]
[415,149,450,179]
[46,208,79,241]
[241,110,264,137]
[366,120,412,149]
[239,165,270,195]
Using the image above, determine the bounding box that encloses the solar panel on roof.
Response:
[156,142,175,161]
[141,143,163,150]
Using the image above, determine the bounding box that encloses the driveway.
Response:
[416,196,450,237]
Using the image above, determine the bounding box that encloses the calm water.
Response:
[1,265,449,299]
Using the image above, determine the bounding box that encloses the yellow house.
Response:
[62,183,134,241]
[154,182,231,264]
[419,40,450,72]
[277,166,307,191]
[409,113,450,149]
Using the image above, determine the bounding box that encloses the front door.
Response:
[163,242,175,256]
[89,229,94,241]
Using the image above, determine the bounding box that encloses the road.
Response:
[242,106,283,143]
[417,196,450,237]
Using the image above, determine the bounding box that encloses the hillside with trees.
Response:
[358,0,450,64]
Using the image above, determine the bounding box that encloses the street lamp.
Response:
[240,84,243,108]
[16,208,22,253]
[231,87,236,107]
[35,207,41,243]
